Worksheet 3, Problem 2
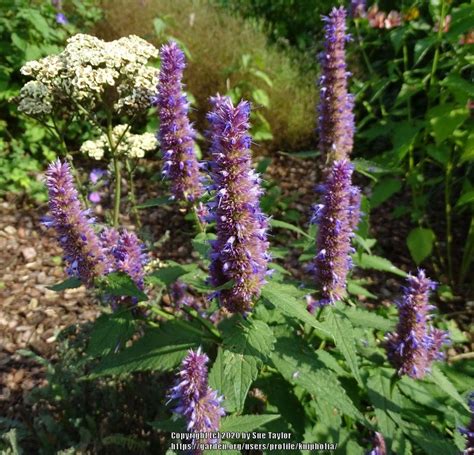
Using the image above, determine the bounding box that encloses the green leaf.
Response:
[406,228,435,265]
[192,232,216,259]
[367,370,401,451]
[370,178,402,208]
[456,190,474,208]
[89,320,203,378]
[441,74,474,99]
[87,311,136,357]
[101,272,148,302]
[47,277,82,291]
[252,88,270,108]
[390,122,421,163]
[344,307,394,331]
[323,307,362,386]
[429,364,469,411]
[222,319,276,412]
[428,104,469,145]
[136,196,173,209]
[270,219,312,239]
[414,36,436,65]
[220,414,280,432]
[146,263,198,287]
[347,280,376,299]
[270,337,364,422]
[352,253,407,277]
[261,282,332,338]
[400,421,458,455]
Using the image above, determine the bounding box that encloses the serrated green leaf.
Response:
[261,282,332,338]
[47,277,82,291]
[220,414,280,432]
[345,307,394,332]
[87,311,136,357]
[429,364,469,411]
[136,196,173,209]
[270,337,364,423]
[353,253,407,277]
[89,320,204,378]
[367,371,401,452]
[222,319,275,412]
[146,263,198,287]
[270,219,312,239]
[347,281,376,299]
[400,421,458,455]
[323,308,362,386]
[101,272,148,302]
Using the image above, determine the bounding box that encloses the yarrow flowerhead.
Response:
[155,41,203,202]
[80,125,158,160]
[18,34,158,117]
[385,270,449,379]
[318,6,355,161]
[459,392,474,454]
[168,348,225,452]
[367,432,386,455]
[308,160,360,312]
[44,160,110,285]
[206,95,270,314]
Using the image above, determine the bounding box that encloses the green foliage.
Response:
[349,1,474,287]
[220,318,276,412]
[0,0,102,199]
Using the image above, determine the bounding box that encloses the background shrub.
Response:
[97,0,317,152]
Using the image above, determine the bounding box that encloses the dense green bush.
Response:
[347,1,474,290]
[0,0,102,200]
[98,0,317,152]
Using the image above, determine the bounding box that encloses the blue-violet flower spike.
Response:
[318,6,355,161]
[386,270,449,379]
[206,95,270,314]
[309,159,360,311]
[44,160,110,285]
[169,348,225,453]
[459,392,474,454]
[155,41,203,202]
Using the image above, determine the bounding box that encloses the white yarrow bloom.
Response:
[17,33,159,117]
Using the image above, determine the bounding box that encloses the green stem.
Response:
[445,153,454,285]
[112,154,121,227]
[429,0,447,88]
[190,203,204,234]
[105,117,121,227]
[125,159,141,228]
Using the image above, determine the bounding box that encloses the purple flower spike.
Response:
[350,0,366,19]
[460,393,474,454]
[206,95,270,314]
[386,270,449,379]
[44,160,110,285]
[101,228,148,290]
[311,160,360,308]
[155,41,203,202]
[318,7,355,161]
[367,432,386,455]
[169,348,225,451]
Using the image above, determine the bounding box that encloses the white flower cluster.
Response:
[80,125,158,160]
[18,34,159,116]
